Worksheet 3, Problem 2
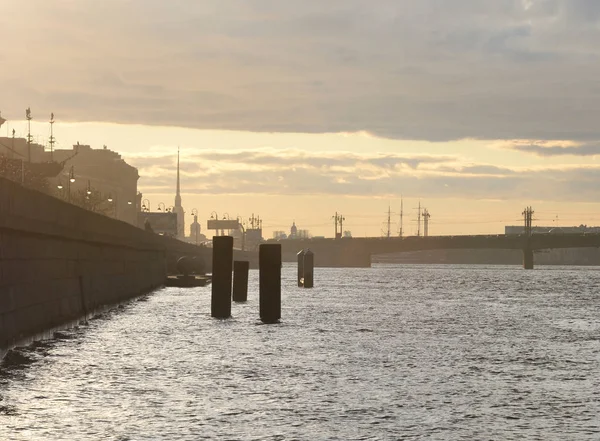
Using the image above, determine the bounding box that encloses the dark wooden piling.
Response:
[211,236,233,318]
[297,249,305,287]
[259,244,281,323]
[233,260,249,302]
[303,249,314,288]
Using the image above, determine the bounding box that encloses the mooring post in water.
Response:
[297,249,305,287]
[211,236,233,318]
[303,249,314,288]
[259,244,281,323]
[232,260,249,302]
[523,248,534,270]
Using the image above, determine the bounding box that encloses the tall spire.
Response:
[175,147,182,207]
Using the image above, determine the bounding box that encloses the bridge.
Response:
[271,233,600,268]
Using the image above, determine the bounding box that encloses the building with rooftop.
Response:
[47,143,139,225]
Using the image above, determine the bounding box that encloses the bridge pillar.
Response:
[523,248,534,270]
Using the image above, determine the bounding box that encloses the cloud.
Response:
[187,149,454,169]
[126,148,600,202]
[499,140,600,156]
[2,1,600,141]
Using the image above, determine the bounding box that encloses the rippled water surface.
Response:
[1,264,600,440]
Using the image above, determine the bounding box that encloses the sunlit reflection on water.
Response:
[1,264,599,440]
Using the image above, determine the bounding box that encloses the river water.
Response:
[1,264,599,440]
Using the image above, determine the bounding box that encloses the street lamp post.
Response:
[12,128,24,184]
[49,112,55,161]
[107,194,117,218]
[142,199,150,212]
[158,202,166,212]
[210,211,219,236]
[84,180,92,210]
[237,216,246,251]
[222,212,230,236]
[26,108,32,163]
[68,166,75,203]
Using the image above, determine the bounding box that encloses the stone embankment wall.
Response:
[0,178,209,355]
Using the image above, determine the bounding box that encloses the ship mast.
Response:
[398,196,403,238]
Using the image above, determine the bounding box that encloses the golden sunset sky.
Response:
[3,1,600,237]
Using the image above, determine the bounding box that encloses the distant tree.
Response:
[69,188,113,216]
[0,155,51,194]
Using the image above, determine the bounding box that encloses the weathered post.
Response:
[259,244,281,323]
[297,249,305,287]
[211,236,233,318]
[233,260,249,302]
[303,249,314,288]
[523,248,534,270]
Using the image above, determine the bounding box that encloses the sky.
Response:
[2,0,600,237]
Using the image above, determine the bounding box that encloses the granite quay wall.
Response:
[0,178,208,356]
